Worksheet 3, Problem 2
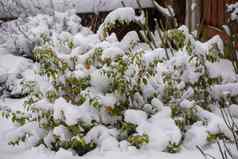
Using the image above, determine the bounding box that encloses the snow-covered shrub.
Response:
[1,8,238,156]
[198,108,238,159]
[166,29,193,53]
[0,10,83,57]
[227,2,238,22]
[223,2,238,73]
[33,47,69,80]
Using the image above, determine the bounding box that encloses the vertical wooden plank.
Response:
[202,0,228,27]
[211,0,217,26]
[218,0,225,26]
[207,0,212,25]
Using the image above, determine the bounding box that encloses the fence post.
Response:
[185,0,201,31]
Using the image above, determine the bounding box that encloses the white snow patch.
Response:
[206,59,236,82]
[53,97,99,125]
[124,109,147,125]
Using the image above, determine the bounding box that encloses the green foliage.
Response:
[33,47,69,80]
[165,142,181,153]
[67,39,75,49]
[119,122,137,139]
[85,47,104,67]
[51,135,96,155]
[108,103,128,117]
[40,33,50,45]
[173,107,199,132]
[207,50,220,62]
[46,90,59,103]
[89,98,102,110]
[61,76,90,105]
[162,74,181,104]
[128,134,149,148]
[167,29,186,50]
[24,85,43,111]
[224,33,238,73]
[68,136,96,156]
[100,20,140,40]
[8,132,32,146]
[1,109,29,126]
[207,132,226,143]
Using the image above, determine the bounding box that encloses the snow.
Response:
[227,2,238,21]
[158,52,201,84]
[73,33,98,51]
[103,7,136,25]
[120,31,140,50]
[101,93,117,108]
[183,122,208,149]
[197,35,224,55]
[0,10,84,57]
[90,70,111,92]
[206,59,237,83]
[0,54,32,75]
[180,99,194,109]
[123,108,182,152]
[151,98,164,111]
[211,83,238,98]
[142,108,182,151]
[3,122,46,152]
[97,7,140,40]
[84,125,119,151]
[229,104,238,118]
[0,145,223,159]
[124,109,147,125]
[143,48,171,65]
[102,47,124,60]
[0,0,154,18]
[33,99,53,112]
[143,104,155,114]
[53,97,99,125]
[0,98,26,112]
[53,125,72,141]
[0,5,237,159]
[196,106,232,139]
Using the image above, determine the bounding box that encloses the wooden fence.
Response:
[202,0,238,27]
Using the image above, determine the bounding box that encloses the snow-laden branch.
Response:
[152,0,175,17]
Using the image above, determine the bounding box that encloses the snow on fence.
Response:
[0,0,154,19]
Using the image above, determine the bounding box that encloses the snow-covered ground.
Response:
[0,97,222,159]
[0,143,222,159]
[0,6,238,159]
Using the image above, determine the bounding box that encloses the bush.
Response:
[1,8,238,156]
